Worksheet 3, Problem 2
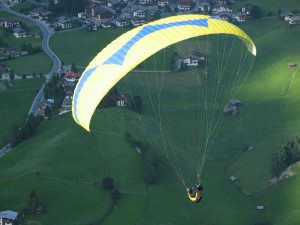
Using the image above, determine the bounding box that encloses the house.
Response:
[241,4,254,15]
[287,16,300,24]
[101,20,112,28]
[0,210,18,225]
[199,2,211,12]
[131,17,146,26]
[39,11,52,20]
[4,18,20,28]
[107,0,119,8]
[215,0,228,4]
[87,22,99,31]
[9,0,21,3]
[280,11,294,21]
[288,63,297,68]
[64,71,81,82]
[216,12,231,21]
[158,0,168,7]
[116,94,128,106]
[139,0,153,5]
[212,4,231,13]
[1,73,10,81]
[61,91,73,111]
[57,17,72,29]
[13,27,26,38]
[147,6,159,16]
[229,99,242,106]
[92,6,114,21]
[30,7,44,18]
[38,99,54,116]
[223,105,237,116]
[177,0,193,10]
[183,51,206,66]
[115,18,130,27]
[256,205,265,211]
[235,12,247,22]
[131,7,147,17]
[230,175,237,182]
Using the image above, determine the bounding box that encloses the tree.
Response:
[130,95,142,112]
[29,190,39,213]
[170,52,179,71]
[278,8,282,17]
[9,69,15,80]
[44,105,52,117]
[102,177,115,191]
[71,62,78,72]
[251,5,263,19]
[97,87,119,108]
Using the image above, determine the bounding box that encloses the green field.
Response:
[0,78,45,148]
[1,1,300,225]
[50,28,131,67]
[4,52,53,75]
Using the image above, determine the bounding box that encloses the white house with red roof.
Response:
[64,71,81,82]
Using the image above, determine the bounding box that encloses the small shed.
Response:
[230,175,237,182]
[256,205,265,211]
[288,63,297,68]
[229,99,242,106]
[223,105,237,116]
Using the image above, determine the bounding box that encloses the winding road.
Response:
[0,1,61,156]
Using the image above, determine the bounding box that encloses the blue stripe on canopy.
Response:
[73,66,98,123]
[103,19,208,65]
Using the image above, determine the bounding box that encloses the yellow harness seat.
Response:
[188,190,202,203]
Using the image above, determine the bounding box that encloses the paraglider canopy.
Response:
[72,14,256,132]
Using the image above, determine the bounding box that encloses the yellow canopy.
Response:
[72,14,256,131]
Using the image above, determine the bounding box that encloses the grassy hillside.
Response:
[0,78,44,148]
[1,1,300,224]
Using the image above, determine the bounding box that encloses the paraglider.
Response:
[72,14,256,132]
[187,184,203,203]
[72,14,256,202]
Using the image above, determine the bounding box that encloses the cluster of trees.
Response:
[21,43,42,54]
[125,132,159,184]
[10,114,43,147]
[272,137,300,176]
[128,95,143,113]
[250,5,263,19]
[170,52,179,72]
[29,190,40,213]
[49,0,89,16]
[102,177,121,202]
[44,74,65,110]
[97,86,119,108]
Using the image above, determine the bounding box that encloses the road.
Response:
[0,2,62,156]
[0,1,61,115]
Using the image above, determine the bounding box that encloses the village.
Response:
[2,0,299,39]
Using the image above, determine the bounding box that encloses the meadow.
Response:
[1,3,300,225]
[0,78,45,149]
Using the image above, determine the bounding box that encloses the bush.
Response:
[102,177,114,191]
